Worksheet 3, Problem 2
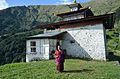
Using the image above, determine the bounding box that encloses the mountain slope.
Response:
[83,0,120,14]
[0,0,120,65]
[0,5,69,35]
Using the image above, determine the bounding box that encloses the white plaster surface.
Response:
[26,39,61,62]
[61,24,107,61]
[63,13,84,21]
[26,39,50,62]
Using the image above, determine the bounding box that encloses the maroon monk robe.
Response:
[56,50,65,72]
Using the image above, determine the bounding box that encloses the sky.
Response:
[0,0,91,10]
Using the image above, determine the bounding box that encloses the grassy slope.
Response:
[0,59,120,79]
[82,0,120,15]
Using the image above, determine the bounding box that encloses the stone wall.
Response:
[61,24,107,61]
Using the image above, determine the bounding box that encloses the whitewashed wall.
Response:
[26,38,61,62]
[63,13,84,21]
[61,24,107,61]
[26,39,50,62]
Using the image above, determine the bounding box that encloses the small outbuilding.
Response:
[26,31,66,62]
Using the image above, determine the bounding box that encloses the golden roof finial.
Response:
[74,0,77,4]
[89,7,92,9]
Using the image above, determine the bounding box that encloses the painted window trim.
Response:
[30,41,36,46]
[30,41,37,53]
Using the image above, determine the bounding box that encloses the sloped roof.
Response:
[26,31,67,39]
[56,8,94,18]
[35,13,115,29]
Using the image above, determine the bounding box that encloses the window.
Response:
[31,48,36,52]
[30,41,36,52]
[30,41,36,46]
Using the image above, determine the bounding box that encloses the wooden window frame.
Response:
[30,41,36,46]
[31,48,36,52]
[30,41,36,53]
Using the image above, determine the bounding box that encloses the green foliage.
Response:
[106,28,120,52]
[0,29,43,65]
[0,59,120,79]
[0,5,69,35]
[82,0,120,15]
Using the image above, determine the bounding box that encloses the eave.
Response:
[35,13,115,29]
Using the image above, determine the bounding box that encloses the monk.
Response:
[55,45,65,72]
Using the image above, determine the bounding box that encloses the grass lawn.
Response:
[0,59,120,79]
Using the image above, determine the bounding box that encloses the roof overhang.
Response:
[56,8,94,18]
[26,31,67,40]
[35,13,115,29]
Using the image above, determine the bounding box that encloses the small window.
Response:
[31,48,36,52]
[30,41,36,46]
[70,40,75,43]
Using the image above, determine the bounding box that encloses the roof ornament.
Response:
[74,0,77,4]
[89,7,92,9]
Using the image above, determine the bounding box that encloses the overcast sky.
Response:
[0,0,91,10]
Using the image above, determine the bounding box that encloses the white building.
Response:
[26,0,115,62]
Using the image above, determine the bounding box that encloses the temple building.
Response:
[26,0,115,62]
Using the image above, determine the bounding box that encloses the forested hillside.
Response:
[0,5,69,35]
[0,0,120,65]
